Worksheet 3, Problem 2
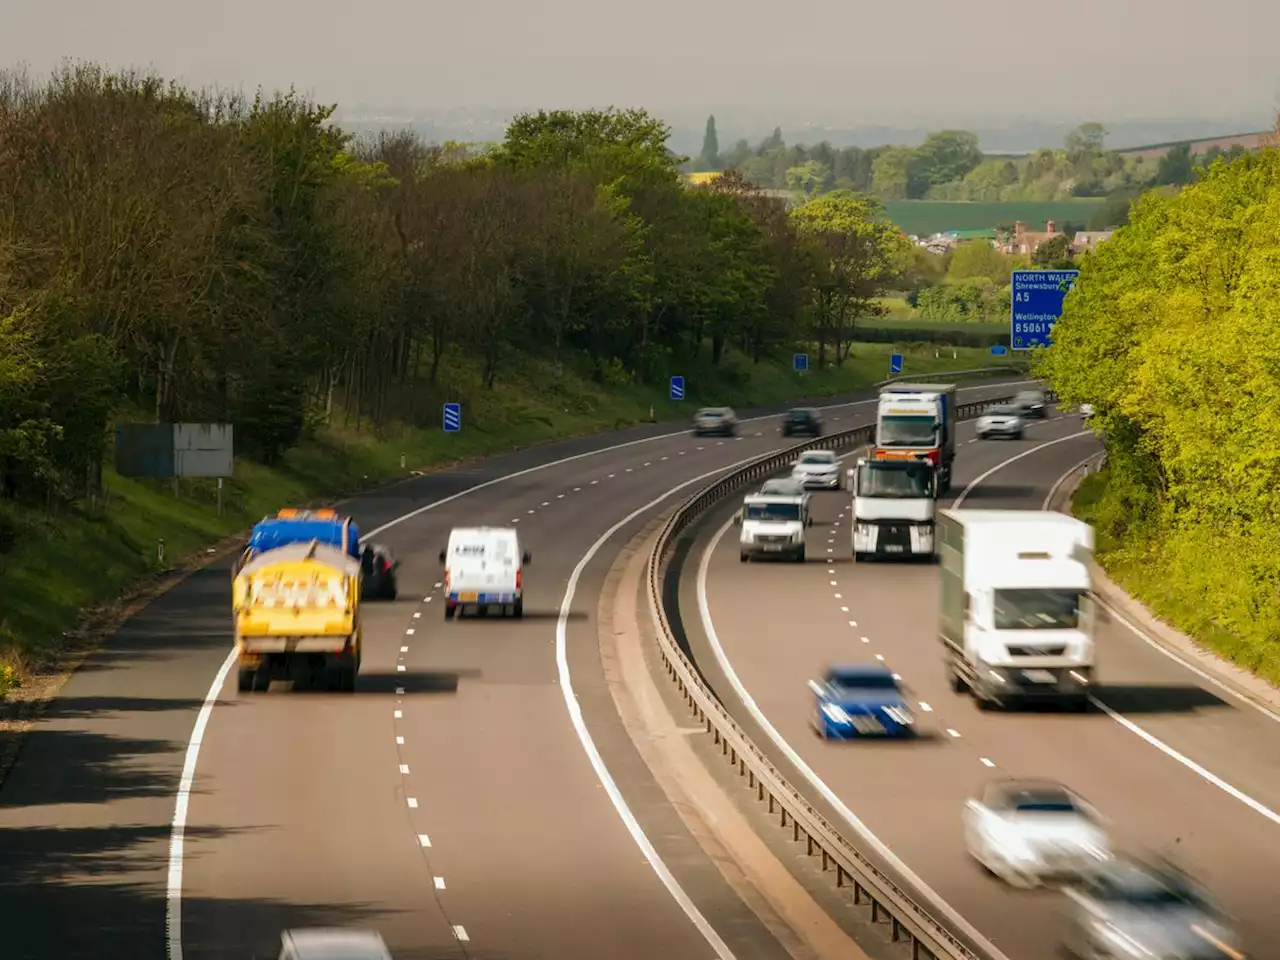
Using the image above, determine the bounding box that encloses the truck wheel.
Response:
[237,668,256,693]
[1067,696,1090,713]
[793,548,805,562]
[739,552,749,563]
[444,602,457,620]
[949,667,967,693]
[853,552,865,563]
[512,599,524,619]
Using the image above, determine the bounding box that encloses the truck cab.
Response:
[874,383,957,492]
[939,510,1096,710]
[849,458,937,561]
[735,493,810,563]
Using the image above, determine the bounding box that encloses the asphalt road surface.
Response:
[693,408,1280,959]
[0,378,1030,960]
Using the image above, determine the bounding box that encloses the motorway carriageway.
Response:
[0,379,1028,960]
[691,407,1280,960]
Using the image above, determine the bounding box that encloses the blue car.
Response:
[809,664,916,739]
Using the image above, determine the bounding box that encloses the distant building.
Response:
[1070,231,1113,254]
[998,220,1060,256]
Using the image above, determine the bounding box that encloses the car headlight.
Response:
[856,523,874,537]
[821,703,852,724]
[1090,921,1146,958]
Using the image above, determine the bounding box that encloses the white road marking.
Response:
[413,612,420,618]
[827,568,835,574]
[919,702,933,712]
[394,710,402,718]
[407,797,419,808]
[574,486,582,491]
[834,592,842,599]
[527,508,535,514]
[453,926,469,942]
[396,687,404,695]
[826,548,833,553]
[840,606,849,613]
[406,629,415,635]
[848,620,857,627]
[980,757,996,767]
[425,597,433,602]
[541,501,550,506]
[591,480,598,484]
[952,429,1095,507]
[400,646,409,652]
[418,834,431,847]
[397,665,406,673]
[679,451,687,455]
[399,764,410,774]
[644,462,651,466]
[860,636,869,643]
[557,493,565,499]
[829,580,838,586]
[875,654,885,661]
[434,876,446,889]
[626,468,633,472]
[608,473,616,478]
[661,456,668,461]
[512,518,520,523]
[396,736,404,745]
[433,582,442,588]
[163,380,1034,960]
[947,728,962,738]
[699,517,1012,960]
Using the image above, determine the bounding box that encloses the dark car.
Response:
[1015,389,1047,418]
[781,408,822,437]
[360,544,399,600]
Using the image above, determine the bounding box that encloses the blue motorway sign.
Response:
[442,402,461,433]
[991,344,1008,356]
[1011,269,1079,350]
[889,353,904,375]
[793,353,809,372]
[669,375,685,401]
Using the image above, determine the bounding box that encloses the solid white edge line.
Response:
[555,454,776,960]
[164,379,1032,959]
[951,428,1096,508]
[1041,452,1104,510]
[698,518,1012,960]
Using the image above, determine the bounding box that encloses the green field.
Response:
[881,200,1106,236]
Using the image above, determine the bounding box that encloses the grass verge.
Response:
[0,342,1014,694]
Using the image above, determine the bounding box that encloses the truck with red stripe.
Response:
[872,382,957,493]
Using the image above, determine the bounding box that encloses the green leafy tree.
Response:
[912,130,983,188]
[946,240,1016,285]
[1032,234,1073,268]
[694,114,720,171]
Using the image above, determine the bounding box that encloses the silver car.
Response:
[975,404,1024,440]
[693,407,738,436]
[278,929,393,960]
[1061,858,1245,959]
[790,450,841,489]
[963,779,1111,888]
[759,477,810,508]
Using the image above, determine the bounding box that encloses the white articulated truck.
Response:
[873,383,958,493]
[938,509,1096,711]
[849,457,938,561]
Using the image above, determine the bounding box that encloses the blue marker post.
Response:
[991,344,1008,356]
[793,353,809,373]
[442,402,461,433]
[669,376,685,401]
[1011,269,1079,350]
[889,353,904,376]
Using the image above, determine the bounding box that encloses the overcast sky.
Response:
[3,0,1278,123]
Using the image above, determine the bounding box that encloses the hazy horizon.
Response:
[3,0,1278,128]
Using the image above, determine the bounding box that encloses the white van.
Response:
[438,526,531,619]
[734,493,810,562]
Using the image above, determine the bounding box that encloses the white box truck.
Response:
[849,457,938,561]
[938,509,1096,710]
[874,383,958,493]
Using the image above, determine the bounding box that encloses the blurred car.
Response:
[975,404,1024,440]
[759,477,810,509]
[278,929,394,960]
[781,407,823,437]
[1014,389,1047,419]
[963,779,1111,888]
[360,544,399,600]
[790,449,841,489]
[809,664,916,739]
[693,407,738,436]
[1061,857,1244,960]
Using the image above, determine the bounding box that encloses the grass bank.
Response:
[0,342,1014,690]
[1072,467,1280,687]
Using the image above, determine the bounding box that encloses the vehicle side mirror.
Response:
[438,550,446,564]
[522,551,532,564]
[807,679,826,696]
[806,515,813,527]
[964,799,983,814]
[732,515,741,525]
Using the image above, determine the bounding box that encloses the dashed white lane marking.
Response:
[400,646,409,653]
[557,493,565,498]
[679,451,687,455]
[699,516,1013,960]
[397,665,406,673]
[919,702,933,712]
[626,468,633,472]
[875,654,885,661]
[433,581,442,588]
[399,764,410,774]
[696,446,704,451]
[413,612,420,618]
[860,636,870,643]
[541,500,550,506]
[407,797,419,808]
[848,620,857,627]
[827,568,835,574]
[434,876,446,889]
[418,834,431,847]
[394,710,403,718]
[425,597,433,602]
[396,687,404,695]
[952,428,1095,507]
[980,757,996,767]
[644,461,652,466]
[527,508,535,514]
[661,456,669,461]
[947,728,962,739]
[396,736,405,745]
[840,606,850,613]
[453,926,469,942]
[406,629,415,635]
[826,548,833,553]
[574,486,582,491]
[834,592,842,599]
[591,479,599,484]
[512,517,520,523]
[829,580,838,586]
[608,473,616,478]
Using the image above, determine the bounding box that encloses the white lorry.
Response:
[849,457,938,561]
[735,492,810,562]
[938,509,1096,710]
[873,383,958,493]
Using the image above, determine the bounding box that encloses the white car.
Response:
[759,477,811,509]
[278,929,393,960]
[975,404,1024,440]
[963,779,1111,888]
[790,450,841,489]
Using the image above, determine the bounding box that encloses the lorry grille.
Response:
[757,535,790,545]
[879,525,912,549]
[1007,645,1067,657]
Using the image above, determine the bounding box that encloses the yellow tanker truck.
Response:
[232,534,363,693]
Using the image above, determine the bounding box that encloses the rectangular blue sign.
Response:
[793,353,809,372]
[442,402,461,433]
[669,376,685,401]
[991,344,1008,356]
[889,353,903,375]
[1011,269,1079,350]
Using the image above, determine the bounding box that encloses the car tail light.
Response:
[380,557,390,572]
[516,568,522,591]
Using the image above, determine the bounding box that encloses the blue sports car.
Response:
[809,664,916,739]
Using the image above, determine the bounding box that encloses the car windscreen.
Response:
[1095,877,1208,909]
[856,464,933,497]
[986,405,1019,416]
[799,453,835,465]
[878,415,938,446]
[787,410,814,420]
[992,588,1081,629]
[1012,799,1077,813]
[830,672,896,691]
[698,410,724,418]
[744,503,801,522]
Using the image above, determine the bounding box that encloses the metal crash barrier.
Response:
[645,388,1056,960]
